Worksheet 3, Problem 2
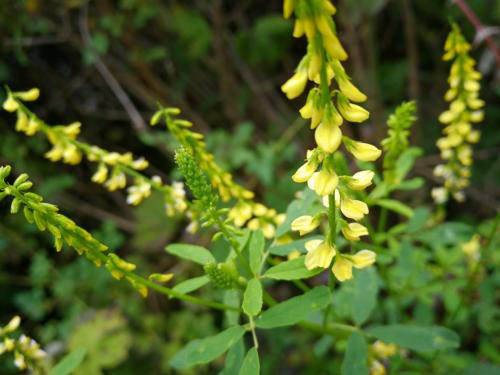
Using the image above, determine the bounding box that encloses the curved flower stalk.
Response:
[0,165,239,311]
[432,24,484,204]
[2,87,188,217]
[282,0,379,281]
[152,107,285,238]
[0,316,47,374]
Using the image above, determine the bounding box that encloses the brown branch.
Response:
[78,1,147,131]
[452,0,500,67]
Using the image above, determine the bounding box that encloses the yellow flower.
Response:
[287,250,301,260]
[308,169,338,196]
[291,215,320,236]
[132,157,149,170]
[371,360,386,375]
[14,351,27,370]
[315,121,342,153]
[15,111,29,132]
[4,316,21,333]
[281,70,308,99]
[229,201,253,227]
[331,256,352,281]
[63,122,81,138]
[340,197,368,221]
[345,139,382,162]
[323,33,347,61]
[283,0,295,18]
[15,88,40,101]
[127,181,152,205]
[292,159,318,183]
[348,170,375,190]
[350,249,376,268]
[2,94,19,112]
[337,96,370,123]
[372,340,398,358]
[149,273,174,283]
[305,240,336,270]
[92,164,108,184]
[105,171,127,191]
[338,78,367,102]
[62,144,82,164]
[341,222,368,241]
[25,117,40,136]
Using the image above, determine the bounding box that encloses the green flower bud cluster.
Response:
[204,262,239,289]
[381,101,417,183]
[175,147,218,209]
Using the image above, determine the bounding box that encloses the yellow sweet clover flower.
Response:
[0,316,47,373]
[3,90,191,219]
[281,0,381,280]
[372,340,398,358]
[291,215,321,235]
[148,273,174,283]
[126,179,152,206]
[433,24,484,203]
[304,239,336,270]
[461,234,481,263]
[341,222,369,241]
[370,360,386,375]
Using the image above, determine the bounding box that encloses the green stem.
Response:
[378,207,388,233]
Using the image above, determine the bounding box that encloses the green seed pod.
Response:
[204,262,239,289]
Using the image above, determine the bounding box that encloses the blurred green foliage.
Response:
[0,0,499,374]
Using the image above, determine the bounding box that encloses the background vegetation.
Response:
[0,0,499,374]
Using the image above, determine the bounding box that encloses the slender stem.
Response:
[378,207,388,233]
[4,184,241,313]
[249,316,259,349]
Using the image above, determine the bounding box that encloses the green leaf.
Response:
[172,275,210,295]
[276,189,323,237]
[405,207,431,233]
[464,362,500,375]
[372,199,414,218]
[242,279,263,317]
[352,268,378,326]
[263,256,322,280]
[393,177,424,191]
[367,325,460,352]
[222,339,245,375]
[171,325,246,369]
[341,332,369,375]
[249,230,264,275]
[256,286,331,329]
[394,147,423,181]
[416,222,474,247]
[166,244,215,265]
[239,347,260,375]
[49,348,87,375]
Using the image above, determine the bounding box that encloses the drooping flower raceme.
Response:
[432,24,484,203]
[283,0,378,281]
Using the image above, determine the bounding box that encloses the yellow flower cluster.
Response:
[0,316,46,374]
[282,0,379,280]
[432,24,484,203]
[2,88,188,217]
[228,201,286,238]
[152,107,284,238]
[369,340,398,375]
